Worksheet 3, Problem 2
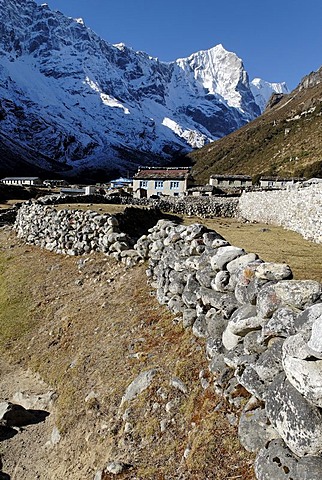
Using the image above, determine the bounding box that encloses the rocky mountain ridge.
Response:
[0,0,287,180]
[188,66,322,183]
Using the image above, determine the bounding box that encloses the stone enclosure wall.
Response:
[13,199,322,480]
[239,183,322,244]
[14,201,162,267]
[29,192,238,218]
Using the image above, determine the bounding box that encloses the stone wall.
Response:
[14,201,162,267]
[136,219,322,480]
[238,183,322,243]
[33,193,239,219]
[121,195,239,218]
[13,200,322,479]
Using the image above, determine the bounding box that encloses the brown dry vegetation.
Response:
[0,226,255,480]
[0,206,321,479]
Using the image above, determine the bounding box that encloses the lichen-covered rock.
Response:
[238,403,279,452]
[306,312,322,358]
[211,245,245,270]
[294,303,322,331]
[283,332,322,407]
[255,262,293,281]
[255,438,322,480]
[254,338,284,384]
[265,374,322,456]
[227,304,260,336]
[254,439,300,480]
[260,306,298,340]
[274,280,322,309]
[257,280,322,319]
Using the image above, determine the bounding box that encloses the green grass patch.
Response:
[0,252,35,348]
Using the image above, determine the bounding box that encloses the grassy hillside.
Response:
[187,67,322,184]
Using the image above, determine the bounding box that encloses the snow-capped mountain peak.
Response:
[250,77,289,112]
[0,0,288,179]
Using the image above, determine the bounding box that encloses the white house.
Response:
[133,167,192,198]
[1,176,43,186]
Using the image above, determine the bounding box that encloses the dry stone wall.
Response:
[137,219,322,480]
[14,201,156,267]
[13,200,322,479]
[33,192,239,219]
[120,195,239,218]
[239,183,322,243]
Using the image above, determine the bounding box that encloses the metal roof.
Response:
[2,176,41,181]
[210,174,252,180]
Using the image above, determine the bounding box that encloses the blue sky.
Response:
[37,0,322,90]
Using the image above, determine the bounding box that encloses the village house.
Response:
[1,176,43,186]
[209,174,253,189]
[60,185,97,196]
[185,184,218,196]
[132,167,192,198]
[43,179,69,188]
[109,177,133,189]
[259,176,303,188]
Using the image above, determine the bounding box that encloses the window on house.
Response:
[170,181,179,189]
[155,181,164,189]
[140,180,148,188]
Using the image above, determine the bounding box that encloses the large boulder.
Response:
[283,332,322,408]
[255,438,322,480]
[265,374,322,456]
[255,262,293,281]
[257,281,322,318]
[238,402,279,452]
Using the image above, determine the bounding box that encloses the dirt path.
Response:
[0,358,57,480]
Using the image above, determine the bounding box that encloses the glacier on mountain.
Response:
[0,0,288,180]
[250,78,289,112]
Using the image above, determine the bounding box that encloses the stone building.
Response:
[209,174,252,189]
[259,176,302,188]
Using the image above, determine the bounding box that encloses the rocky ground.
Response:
[0,226,254,480]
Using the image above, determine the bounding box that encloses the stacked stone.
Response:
[28,192,238,219]
[239,183,322,243]
[14,201,142,266]
[118,195,238,218]
[136,219,322,480]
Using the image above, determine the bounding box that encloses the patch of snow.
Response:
[251,78,289,112]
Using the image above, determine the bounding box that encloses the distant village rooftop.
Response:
[1,177,43,186]
[210,174,252,180]
[134,166,191,180]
